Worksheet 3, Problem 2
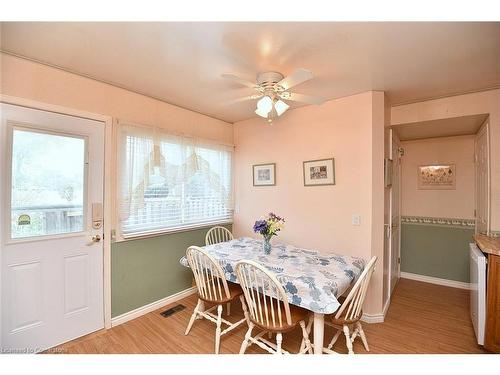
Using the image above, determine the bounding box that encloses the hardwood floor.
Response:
[48,278,487,354]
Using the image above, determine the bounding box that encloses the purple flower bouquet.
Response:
[253,212,285,254]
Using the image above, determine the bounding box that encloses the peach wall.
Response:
[233,91,386,315]
[368,92,386,315]
[400,135,475,219]
[0,54,233,144]
[1,53,389,315]
[391,89,500,231]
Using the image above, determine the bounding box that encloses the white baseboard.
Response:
[401,272,470,290]
[361,312,385,324]
[111,286,198,327]
[360,285,393,324]
[382,294,391,317]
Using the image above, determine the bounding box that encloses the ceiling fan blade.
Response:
[278,68,314,90]
[285,92,326,105]
[224,94,261,105]
[221,73,257,89]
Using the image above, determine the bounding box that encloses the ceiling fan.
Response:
[222,69,326,123]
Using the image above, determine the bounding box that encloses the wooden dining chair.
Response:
[322,256,378,354]
[235,260,313,354]
[205,226,235,315]
[184,246,247,354]
[205,226,234,246]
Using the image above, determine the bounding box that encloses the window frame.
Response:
[118,219,233,240]
[115,123,234,241]
[5,123,90,244]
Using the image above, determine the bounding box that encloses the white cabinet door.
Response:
[475,120,490,235]
[1,103,105,352]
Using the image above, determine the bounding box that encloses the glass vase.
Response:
[263,235,272,254]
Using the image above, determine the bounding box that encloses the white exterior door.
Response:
[475,120,490,235]
[390,130,401,294]
[1,103,105,352]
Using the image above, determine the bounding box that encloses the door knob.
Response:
[91,234,101,243]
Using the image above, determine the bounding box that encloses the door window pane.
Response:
[11,129,86,238]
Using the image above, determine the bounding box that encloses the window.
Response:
[10,128,85,239]
[117,124,233,238]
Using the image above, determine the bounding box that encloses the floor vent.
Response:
[160,304,186,317]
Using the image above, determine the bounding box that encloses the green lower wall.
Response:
[111,224,231,318]
[401,223,474,283]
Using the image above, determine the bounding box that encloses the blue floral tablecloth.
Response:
[179,237,366,314]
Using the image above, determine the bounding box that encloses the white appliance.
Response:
[470,243,486,345]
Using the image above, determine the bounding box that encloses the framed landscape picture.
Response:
[417,164,456,190]
[253,163,276,186]
[303,158,335,186]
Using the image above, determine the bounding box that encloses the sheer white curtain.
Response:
[117,123,233,238]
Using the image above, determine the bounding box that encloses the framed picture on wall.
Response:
[417,164,456,190]
[303,158,335,186]
[253,163,276,186]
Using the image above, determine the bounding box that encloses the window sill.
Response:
[114,220,233,242]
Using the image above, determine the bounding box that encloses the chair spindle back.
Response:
[186,246,230,303]
[205,226,234,246]
[235,260,292,329]
[335,256,378,321]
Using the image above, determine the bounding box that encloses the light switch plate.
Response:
[352,214,361,226]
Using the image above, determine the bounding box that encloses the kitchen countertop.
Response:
[474,234,500,256]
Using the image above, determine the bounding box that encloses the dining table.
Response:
[179,236,366,354]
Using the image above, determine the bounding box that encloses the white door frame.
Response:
[387,128,402,302]
[0,95,113,341]
[474,118,491,235]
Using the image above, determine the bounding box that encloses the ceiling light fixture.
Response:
[255,95,289,123]
[256,95,273,114]
[223,69,325,123]
[274,99,289,116]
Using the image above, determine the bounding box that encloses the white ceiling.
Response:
[1,22,500,123]
[393,114,489,141]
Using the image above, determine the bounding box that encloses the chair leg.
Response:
[239,323,254,354]
[239,295,250,324]
[185,299,200,335]
[215,304,223,354]
[275,333,283,354]
[300,315,314,353]
[351,325,360,342]
[327,328,342,350]
[356,321,369,351]
[226,302,231,316]
[196,300,205,319]
[307,314,314,332]
[343,325,354,354]
[299,320,312,354]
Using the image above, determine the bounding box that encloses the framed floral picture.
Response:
[417,164,456,190]
[303,158,335,186]
[253,163,276,186]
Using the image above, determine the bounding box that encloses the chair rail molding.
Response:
[401,215,475,229]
